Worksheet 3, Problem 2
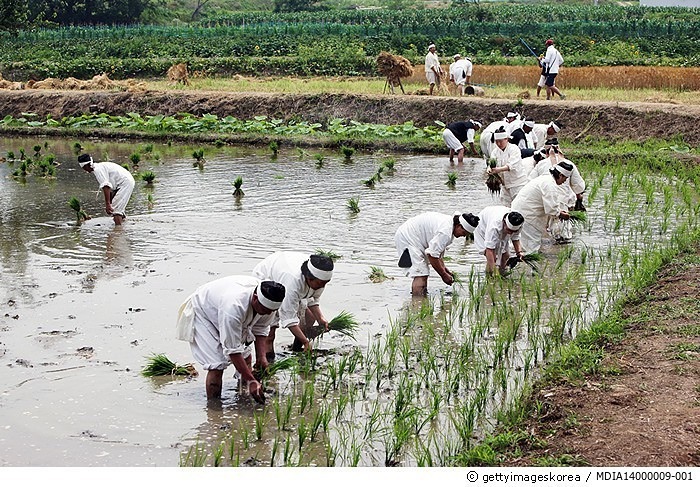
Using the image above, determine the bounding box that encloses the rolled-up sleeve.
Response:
[219,309,247,356]
[426,231,452,258]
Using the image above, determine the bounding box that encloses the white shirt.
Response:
[543,45,564,74]
[394,212,455,259]
[252,251,324,328]
[474,205,521,256]
[449,58,472,84]
[190,275,275,356]
[425,51,441,73]
[489,143,528,190]
[512,174,568,220]
[528,155,586,198]
[91,161,135,191]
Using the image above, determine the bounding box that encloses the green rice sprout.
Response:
[141,353,197,377]
[314,154,325,168]
[368,266,389,283]
[72,143,83,154]
[341,145,355,159]
[446,172,458,188]
[328,311,359,339]
[192,149,206,168]
[382,157,396,172]
[68,196,90,222]
[129,153,141,165]
[261,356,298,382]
[347,197,360,214]
[569,210,588,223]
[315,249,341,261]
[232,176,244,197]
[362,176,376,188]
[269,140,279,156]
[33,145,42,157]
[140,170,156,185]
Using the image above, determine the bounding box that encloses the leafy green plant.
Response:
[341,145,355,160]
[328,311,360,338]
[347,196,360,214]
[68,197,90,222]
[232,176,244,197]
[368,266,389,283]
[192,148,206,168]
[140,170,156,185]
[446,172,458,188]
[315,249,341,261]
[130,153,141,166]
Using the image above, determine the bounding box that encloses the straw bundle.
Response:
[167,63,190,85]
[26,78,62,89]
[376,52,414,79]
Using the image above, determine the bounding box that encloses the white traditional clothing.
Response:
[543,45,564,75]
[177,275,275,370]
[511,174,569,253]
[394,212,455,278]
[252,251,324,329]
[489,142,528,206]
[425,50,441,84]
[528,154,585,207]
[449,58,472,86]
[479,120,506,162]
[91,162,135,217]
[474,205,521,259]
[532,123,552,150]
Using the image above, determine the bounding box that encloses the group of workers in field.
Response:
[75,37,580,403]
[426,39,566,100]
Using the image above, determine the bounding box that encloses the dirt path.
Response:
[1,90,700,147]
[503,247,700,467]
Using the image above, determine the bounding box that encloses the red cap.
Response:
[545,39,554,46]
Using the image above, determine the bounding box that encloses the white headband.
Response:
[469,119,482,128]
[459,214,477,233]
[556,164,572,178]
[549,122,561,133]
[78,157,93,167]
[494,131,509,140]
[308,260,333,281]
[257,286,283,310]
[505,215,523,231]
[506,112,517,118]
[523,120,535,128]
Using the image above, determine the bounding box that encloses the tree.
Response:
[26,0,156,25]
[191,0,211,21]
[0,0,28,33]
[273,0,325,13]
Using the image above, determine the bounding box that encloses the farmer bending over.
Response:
[176,276,285,404]
[78,153,135,226]
[473,206,525,276]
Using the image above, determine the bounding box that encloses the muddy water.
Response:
[0,136,508,466]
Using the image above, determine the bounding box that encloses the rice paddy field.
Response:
[1,133,698,466]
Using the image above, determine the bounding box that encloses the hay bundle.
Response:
[26,78,62,89]
[86,73,114,90]
[167,63,190,85]
[63,77,87,90]
[0,79,23,90]
[517,90,531,99]
[377,52,413,94]
[123,79,148,92]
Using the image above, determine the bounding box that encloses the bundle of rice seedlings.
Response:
[260,356,298,382]
[141,353,197,377]
[347,197,360,214]
[362,176,376,188]
[140,170,156,185]
[446,172,457,188]
[507,252,543,271]
[568,211,588,224]
[68,197,90,222]
[232,176,245,197]
[486,159,502,194]
[328,311,359,339]
[368,266,389,283]
[315,249,341,261]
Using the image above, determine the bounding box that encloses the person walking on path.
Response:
[175,276,286,404]
[542,39,566,100]
[252,252,334,359]
[78,153,135,226]
[425,44,442,96]
[473,206,525,276]
[394,211,479,296]
[443,119,482,163]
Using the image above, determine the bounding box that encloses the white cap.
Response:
[469,119,482,128]
[453,53,461,59]
[494,131,509,140]
[506,112,518,119]
[459,214,477,233]
[428,44,436,49]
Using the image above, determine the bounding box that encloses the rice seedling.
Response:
[270,437,279,466]
[33,145,42,157]
[314,248,341,261]
[328,310,360,338]
[314,154,325,168]
[486,159,502,194]
[192,148,206,168]
[141,353,197,377]
[341,145,355,160]
[269,140,279,157]
[140,170,156,186]
[253,410,266,441]
[283,434,293,466]
[129,152,141,166]
[375,165,384,181]
[240,422,251,450]
[368,266,389,283]
[231,176,244,197]
[146,192,154,209]
[446,172,458,188]
[72,143,83,154]
[346,196,360,214]
[297,418,308,451]
[569,211,588,224]
[213,441,225,467]
[362,175,376,188]
[68,196,90,223]
[382,157,396,172]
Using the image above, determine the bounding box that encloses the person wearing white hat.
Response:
[487,126,529,206]
[175,276,286,403]
[473,206,525,276]
[443,119,482,163]
[511,161,573,254]
[425,44,442,95]
[509,119,537,158]
[252,252,334,357]
[532,120,563,150]
[448,53,473,96]
[78,153,135,225]
[395,211,479,295]
[504,111,522,134]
